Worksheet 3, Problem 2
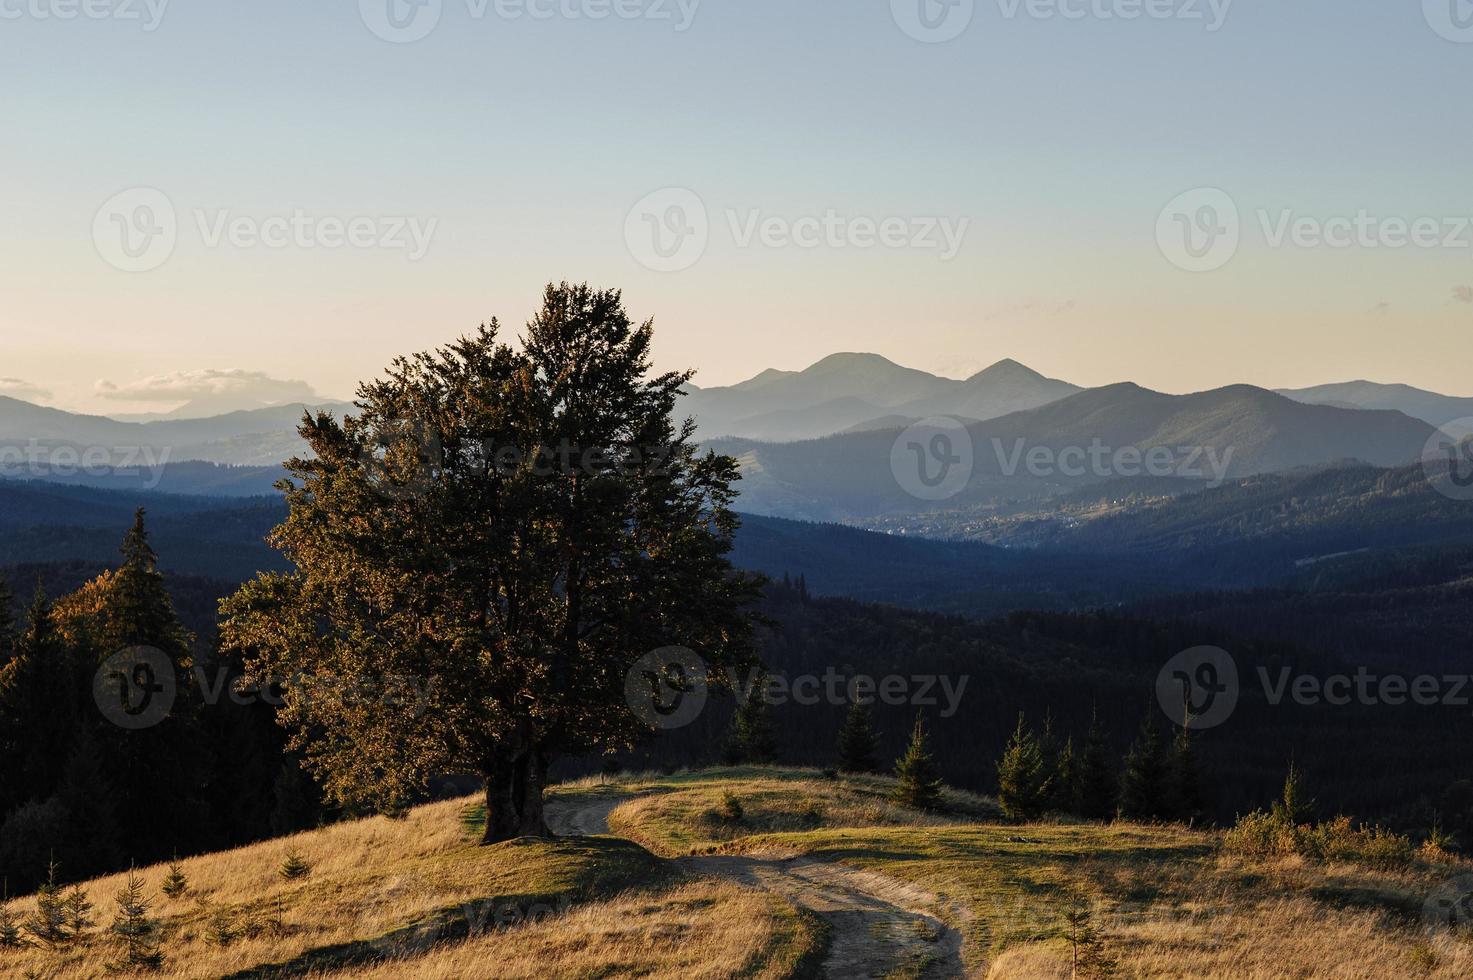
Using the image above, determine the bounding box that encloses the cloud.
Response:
[95,369,318,406]
[1454,286,1473,304]
[0,378,53,403]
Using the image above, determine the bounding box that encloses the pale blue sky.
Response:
[3,1,1471,412]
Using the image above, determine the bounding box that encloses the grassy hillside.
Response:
[4,768,1468,978]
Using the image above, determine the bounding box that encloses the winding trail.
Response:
[546,794,968,980]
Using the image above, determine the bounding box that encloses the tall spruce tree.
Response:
[837,700,879,773]
[1167,725,1206,824]
[722,680,777,765]
[997,714,1050,821]
[892,715,944,811]
[1119,710,1171,822]
[1075,709,1118,821]
[221,285,762,843]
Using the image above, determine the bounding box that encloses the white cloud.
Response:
[0,377,53,403]
[95,369,318,406]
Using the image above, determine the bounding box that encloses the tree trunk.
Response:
[515,748,552,838]
[480,760,520,845]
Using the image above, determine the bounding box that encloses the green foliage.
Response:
[1063,894,1117,979]
[63,885,93,936]
[279,851,311,881]
[220,284,763,844]
[723,681,778,766]
[1075,710,1117,820]
[110,868,163,970]
[1167,727,1206,824]
[1119,712,1171,822]
[718,791,745,824]
[1270,761,1315,828]
[25,858,68,947]
[0,887,23,948]
[996,714,1051,822]
[836,700,879,774]
[207,906,235,948]
[892,715,944,812]
[161,861,189,899]
[1224,810,1413,867]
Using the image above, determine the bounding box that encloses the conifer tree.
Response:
[1119,711,1171,822]
[1053,736,1079,814]
[161,860,189,899]
[892,715,944,811]
[722,680,777,766]
[25,857,68,946]
[110,867,162,970]
[63,885,94,936]
[1271,761,1315,827]
[1167,725,1206,824]
[279,851,311,881]
[0,894,21,948]
[997,714,1050,821]
[837,700,879,773]
[1075,710,1117,821]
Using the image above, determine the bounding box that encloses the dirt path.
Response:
[545,794,969,979]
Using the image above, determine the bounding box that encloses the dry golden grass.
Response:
[0,796,663,979]
[302,879,821,980]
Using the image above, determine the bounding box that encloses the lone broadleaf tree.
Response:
[221,283,762,842]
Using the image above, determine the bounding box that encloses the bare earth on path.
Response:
[545,793,969,979]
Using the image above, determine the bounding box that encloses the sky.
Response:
[2,0,1471,415]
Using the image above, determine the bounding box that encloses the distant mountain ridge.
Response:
[1276,380,1473,431]
[708,382,1437,523]
[683,353,1081,441]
